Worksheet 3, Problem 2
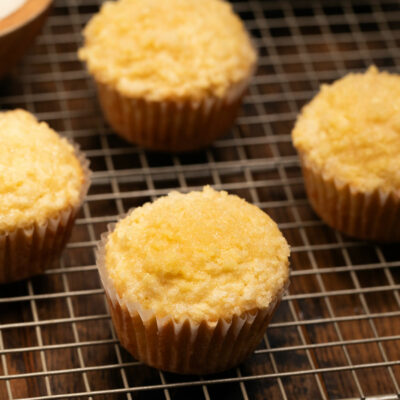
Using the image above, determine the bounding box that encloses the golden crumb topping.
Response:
[79,0,257,101]
[292,66,400,193]
[105,186,289,322]
[0,109,84,232]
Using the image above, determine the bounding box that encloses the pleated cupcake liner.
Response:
[300,153,400,242]
[0,144,91,284]
[95,77,251,152]
[96,225,288,375]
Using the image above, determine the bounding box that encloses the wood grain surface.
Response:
[0,0,399,399]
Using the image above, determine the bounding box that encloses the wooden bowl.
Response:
[0,0,52,79]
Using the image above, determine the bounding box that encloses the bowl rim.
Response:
[0,0,52,36]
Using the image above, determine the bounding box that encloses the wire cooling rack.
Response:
[0,0,400,399]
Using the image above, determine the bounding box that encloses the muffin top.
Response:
[292,66,400,194]
[79,0,257,101]
[0,109,84,232]
[105,186,290,323]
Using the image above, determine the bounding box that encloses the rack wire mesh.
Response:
[0,0,400,398]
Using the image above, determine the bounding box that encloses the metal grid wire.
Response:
[0,0,400,398]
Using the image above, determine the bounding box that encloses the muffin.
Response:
[97,186,290,374]
[292,66,400,242]
[0,109,90,283]
[79,0,257,152]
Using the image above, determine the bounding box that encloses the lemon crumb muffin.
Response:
[97,186,289,374]
[0,109,90,282]
[292,66,400,241]
[79,0,257,151]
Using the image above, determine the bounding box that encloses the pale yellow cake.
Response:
[0,109,85,232]
[79,0,257,102]
[292,66,400,194]
[105,186,290,323]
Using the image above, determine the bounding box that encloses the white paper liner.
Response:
[94,75,252,152]
[0,143,91,283]
[300,153,400,242]
[96,223,288,375]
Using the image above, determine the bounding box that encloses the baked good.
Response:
[292,66,400,241]
[0,109,90,283]
[97,186,290,374]
[79,0,257,152]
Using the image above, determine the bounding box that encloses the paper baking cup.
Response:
[96,228,287,374]
[95,78,250,152]
[300,154,400,242]
[0,145,91,283]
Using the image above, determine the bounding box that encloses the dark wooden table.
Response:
[0,0,399,399]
